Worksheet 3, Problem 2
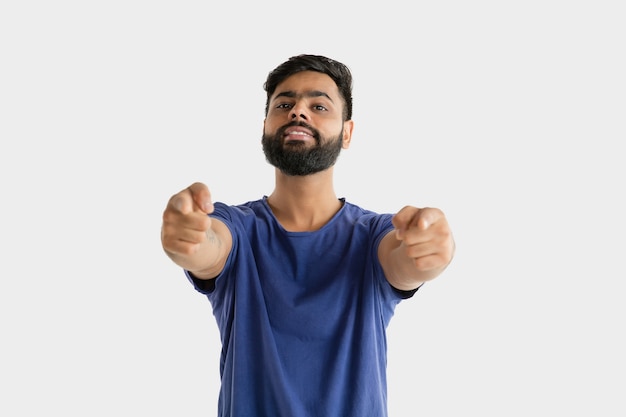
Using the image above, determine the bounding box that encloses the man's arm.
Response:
[161,182,233,279]
[378,206,455,291]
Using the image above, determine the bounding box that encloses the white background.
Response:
[1,1,625,416]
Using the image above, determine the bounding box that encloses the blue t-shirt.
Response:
[186,197,416,417]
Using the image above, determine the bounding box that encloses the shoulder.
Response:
[340,200,393,230]
[211,198,267,221]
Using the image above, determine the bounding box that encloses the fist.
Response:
[391,206,455,272]
[161,182,215,257]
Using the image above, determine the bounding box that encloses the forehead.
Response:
[271,71,339,101]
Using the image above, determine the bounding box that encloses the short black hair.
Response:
[263,54,353,121]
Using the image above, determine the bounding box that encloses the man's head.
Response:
[264,54,353,121]
[262,55,354,176]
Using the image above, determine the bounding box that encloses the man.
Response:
[161,54,455,416]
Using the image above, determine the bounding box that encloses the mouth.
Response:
[283,126,315,143]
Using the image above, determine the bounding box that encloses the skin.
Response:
[161,71,455,290]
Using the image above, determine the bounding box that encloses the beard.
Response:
[262,122,344,176]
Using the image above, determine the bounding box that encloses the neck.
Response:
[266,168,342,232]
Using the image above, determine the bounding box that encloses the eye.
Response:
[276,103,293,110]
[313,104,328,111]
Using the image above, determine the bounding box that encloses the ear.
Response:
[342,120,354,149]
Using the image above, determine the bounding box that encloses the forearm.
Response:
[379,231,452,291]
[163,219,232,279]
[385,245,446,290]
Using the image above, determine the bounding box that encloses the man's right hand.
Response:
[161,182,228,277]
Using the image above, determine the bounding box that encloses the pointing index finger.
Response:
[171,190,194,214]
[188,182,214,213]
[415,207,444,230]
[392,206,421,239]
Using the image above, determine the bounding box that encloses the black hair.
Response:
[263,54,353,121]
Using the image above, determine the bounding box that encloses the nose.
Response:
[290,102,308,121]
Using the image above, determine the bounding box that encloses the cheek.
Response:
[263,121,275,135]
[264,116,283,134]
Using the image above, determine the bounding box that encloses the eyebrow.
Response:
[273,90,334,102]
